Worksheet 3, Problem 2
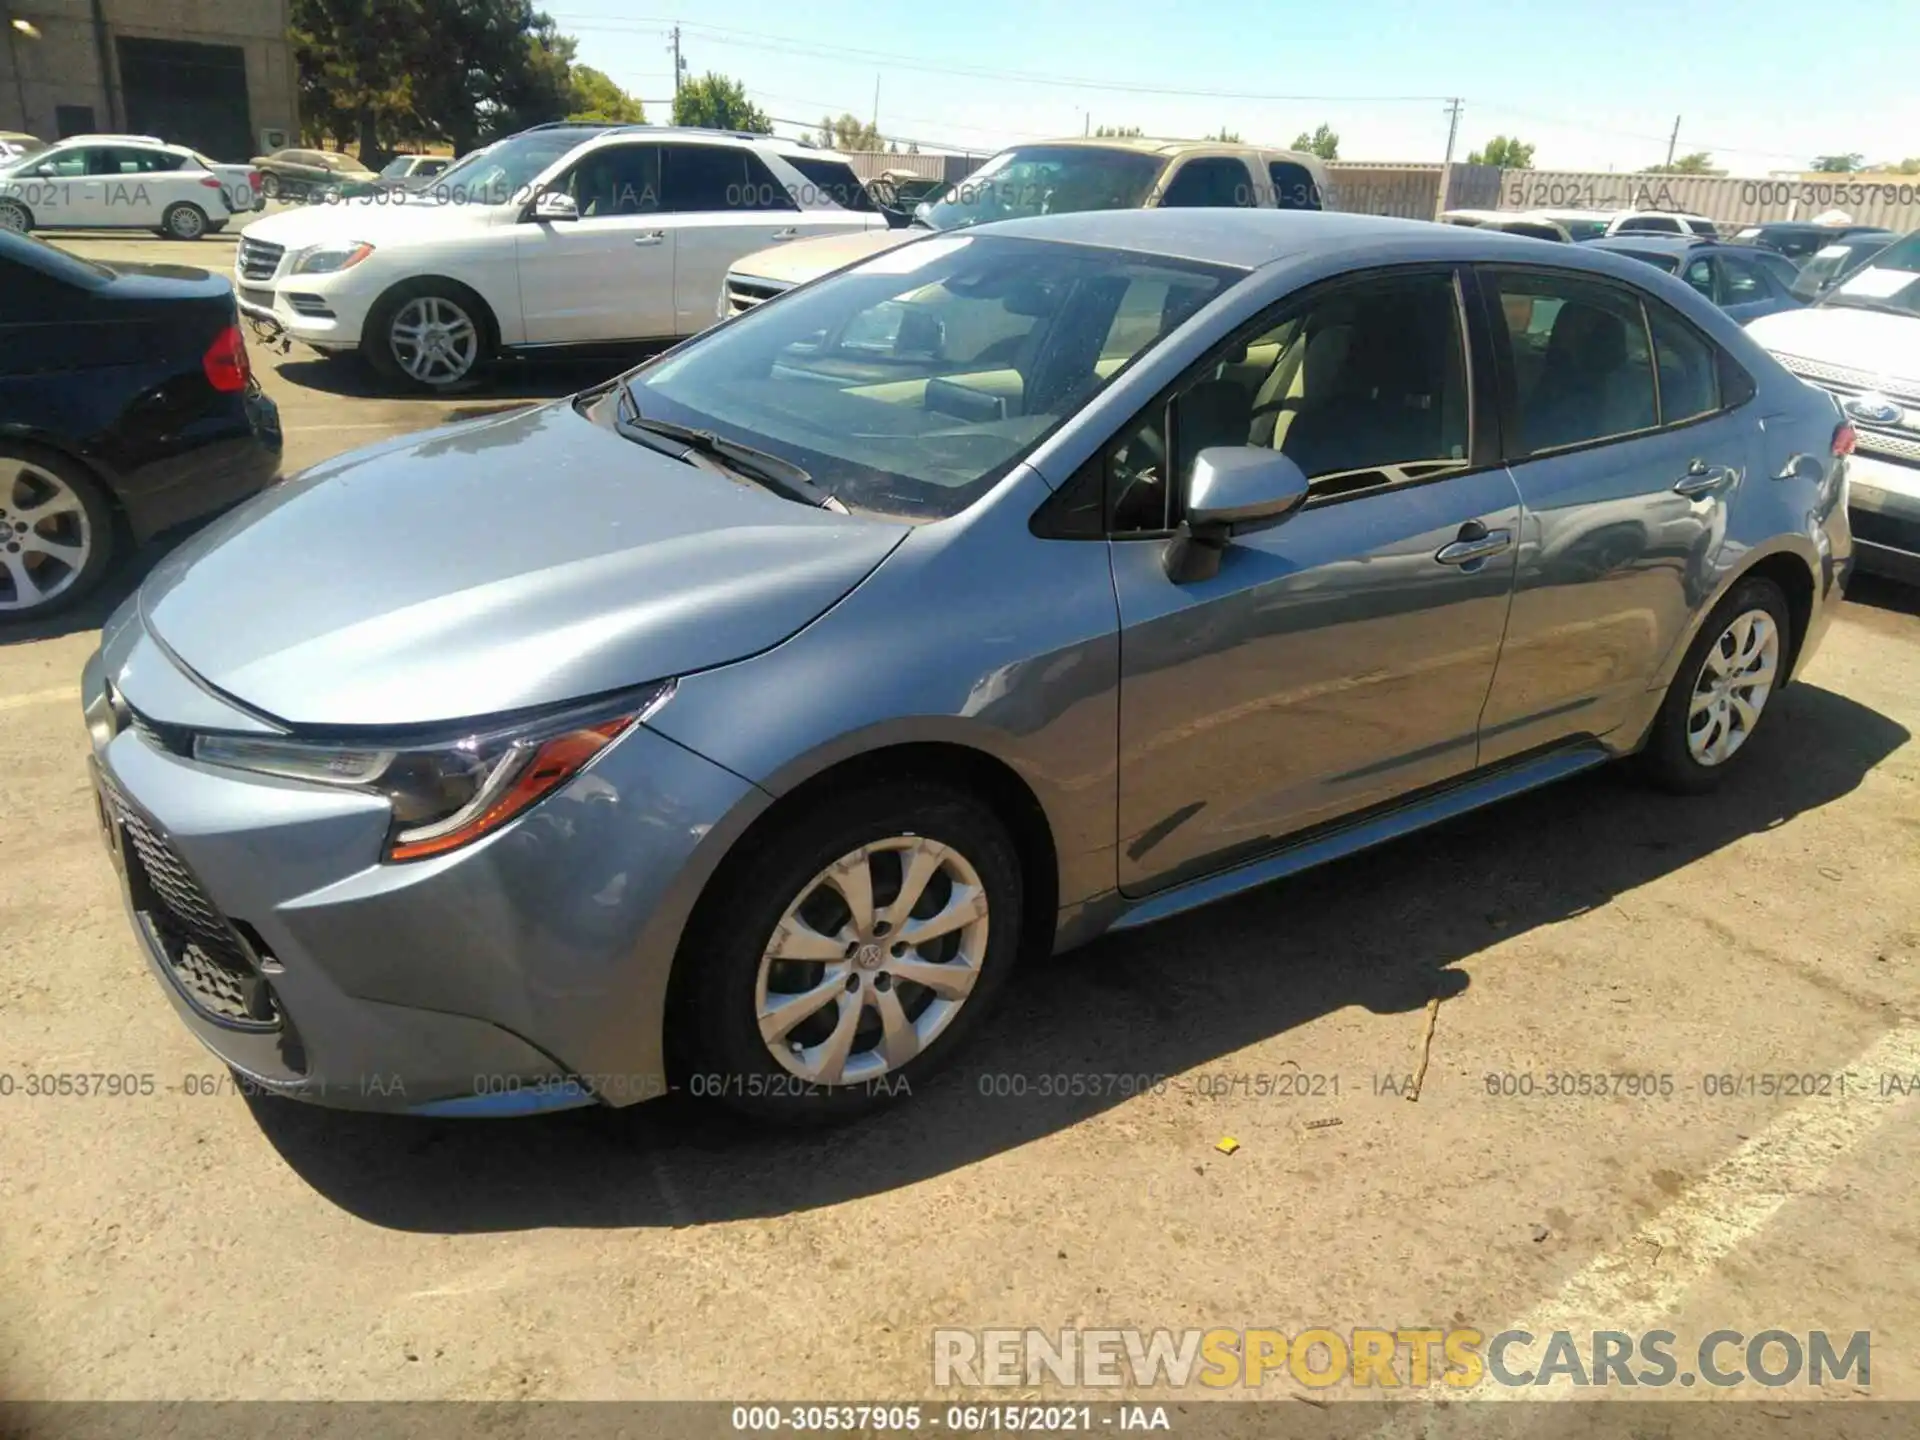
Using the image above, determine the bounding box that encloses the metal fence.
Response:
[1490,169,1920,231]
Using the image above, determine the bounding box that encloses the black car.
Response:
[1729,220,1894,265]
[1,231,281,620]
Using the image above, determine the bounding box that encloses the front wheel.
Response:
[1639,574,1791,793]
[363,283,489,391]
[0,199,31,234]
[680,783,1025,1124]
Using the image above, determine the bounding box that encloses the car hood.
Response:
[136,401,910,729]
[730,228,914,287]
[239,196,499,247]
[1747,304,1920,391]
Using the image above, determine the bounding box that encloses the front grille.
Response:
[1775,352,1920,403]
[1856,428,1920,467]
[99,775,280,1031]
[725,274,789,316]
[237,237,285,282]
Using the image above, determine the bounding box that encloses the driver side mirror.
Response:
[1164,447,1311,583]
[532,190,578,222]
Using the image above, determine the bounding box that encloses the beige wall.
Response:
[1494,169,1920,231]
[1,0,295,148]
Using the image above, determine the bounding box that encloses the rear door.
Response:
[654,144,850,337]
[514,140,676,343]
[1110,265,1522,892]
[1474,266,1765,763]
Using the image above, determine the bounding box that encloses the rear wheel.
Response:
[680,783,1024,1124]
[0,449,115,621]
[260,173,280,201]
[162,202,208,240]
[1639,574,1791,793]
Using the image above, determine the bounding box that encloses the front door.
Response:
[1111,267,1521,894]
[1474,266,1766,763]
[515,141,676,344]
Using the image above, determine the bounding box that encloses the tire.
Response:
[260,173,280,201]
[679,781,1025,1125]
[162,202,208,240]
[0,199,31,234]
[0,446,116,622]
[362,280,492,392]
[1638,574,1792,794]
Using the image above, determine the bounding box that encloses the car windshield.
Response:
[425,129,607,202]
[915,146,1166,232]
[379,157,415,178]
[1793,237,1894,301]
[620,234,1237,520]
[1818,231,1920,316]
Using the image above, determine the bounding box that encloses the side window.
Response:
[737,154,799,211]
[568,144,660,217]
[38,150,89,177]
[1682,256,1716,301]
[657,145,794,213]
[1490,270,1657,454]
[1646,302,1719,423]
[1265,160,1321,210]
[1617,215,1669,235]
[1684,217,1719,237]
[1105,270,1471,532]
[1158,158,1255,209]
[1717,252,1767,302]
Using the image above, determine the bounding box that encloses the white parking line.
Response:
[0,687,77,714]
[1369,1020,1920,1426]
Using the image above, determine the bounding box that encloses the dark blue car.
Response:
[1585,234,1804,322]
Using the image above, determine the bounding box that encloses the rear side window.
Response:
[1646,303,1719,422]
[1716,251,1770,303]
[1616,215,1675,234]
[786,156,876,212]
[1159,157,1255,208]
[1683,217,1718,236]
[1265,160,1322,210]
[659,146,797,212]
[1489,271,1657,454]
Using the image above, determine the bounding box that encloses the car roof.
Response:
[982,135,1328,168]
[1586,233,1714,254]
[968,207,1702,276]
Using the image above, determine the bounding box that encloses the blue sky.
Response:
[545,0,1918,173]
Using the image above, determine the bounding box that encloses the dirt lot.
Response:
[2,229,1918,1417]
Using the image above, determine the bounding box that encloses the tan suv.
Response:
[720,136,1333,319]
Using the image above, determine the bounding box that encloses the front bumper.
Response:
[1848,453,1920,584]
[82,639,763,1115]
[232,265,380,351]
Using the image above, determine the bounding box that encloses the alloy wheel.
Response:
[388,295,479,386]
[0,202,27,234]
[0,459,93,613]
[755,836,990,1086]
[166,205,205,240]
[1686,607,1779,765]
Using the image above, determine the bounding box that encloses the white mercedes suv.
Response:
[232,123,889,390]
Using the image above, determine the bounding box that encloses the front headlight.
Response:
[289,241,375,275]
[190,681,674,861]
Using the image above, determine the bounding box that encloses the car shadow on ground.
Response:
[269,350,643,402]
[248,680,1910,1233]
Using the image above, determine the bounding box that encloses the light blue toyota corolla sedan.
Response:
[82,210,1853,1125]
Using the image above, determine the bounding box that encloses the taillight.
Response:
[248,170,262,189]
[203,323,250,392]
[199,176,225,190]
[1832,421,1857,457]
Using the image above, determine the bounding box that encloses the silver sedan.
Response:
[82,209,1853,1125]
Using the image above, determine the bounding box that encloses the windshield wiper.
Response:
[614,387,842,510]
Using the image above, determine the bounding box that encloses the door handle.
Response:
[768,227,800,242]
[632,231,665,247]
[1435,524,1513,567]
[1673,459,1737,497]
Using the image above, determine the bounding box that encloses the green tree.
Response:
[567,65,644,124]
[292,0,421,161]
[673,72,771,133]
[1207,127,1241,143]
[1291,123,1339,160]
[1468,134,1534,169]
[1811,153,1865,173]
[1092,124,1143,138]
[818,112,882,150]
[1875,157,1920,175]
[1646,151,1722,175]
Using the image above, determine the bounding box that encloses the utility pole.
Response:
[872,74,880,140]
[1665,114,1681,169]
[668,25,684,104]
[1438,97,1463,218]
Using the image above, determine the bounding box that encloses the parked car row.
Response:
[73,207,1856,1125]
